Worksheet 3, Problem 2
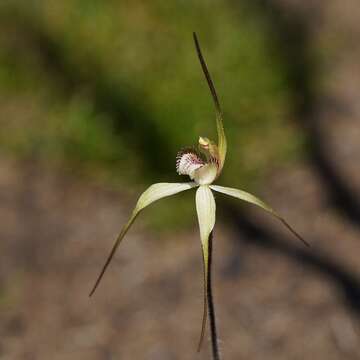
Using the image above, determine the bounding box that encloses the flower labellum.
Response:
[176,148,218,185]
[176,149,205,178]
[89,32,310,359]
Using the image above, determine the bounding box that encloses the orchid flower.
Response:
[90,33,309,359]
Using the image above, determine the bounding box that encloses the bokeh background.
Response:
[0,1,359,359]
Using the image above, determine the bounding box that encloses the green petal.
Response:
[89,182,197,297]
[210,185,310,247]
[195,185,216,351]
[193,33,227,171]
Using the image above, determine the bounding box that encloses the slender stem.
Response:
[208,231,221,360]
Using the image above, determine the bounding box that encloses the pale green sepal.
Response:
[216,112,227,172]
[210,185,274,213]
[89,182,198,297]
[195,185,216,351]
[210,185,309,247]
[193,32,227,173]
[196,186,216,247]
[135,182,198,212]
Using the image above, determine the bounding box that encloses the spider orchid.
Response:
[89,33,309,358]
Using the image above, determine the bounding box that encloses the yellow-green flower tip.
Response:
[199,136,210,148]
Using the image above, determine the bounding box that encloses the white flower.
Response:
[90,32,309,354]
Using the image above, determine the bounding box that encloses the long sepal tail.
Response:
[193,32,227,171]
[89,182,198,297]
[89,213,137,297]
[195,185,216,351]
[197,239,209,352]
[210,185,310,247]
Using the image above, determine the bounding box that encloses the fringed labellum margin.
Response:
[176,147,219,185]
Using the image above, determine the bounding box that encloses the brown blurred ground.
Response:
[1,155,359,360]
[1,1,360,359]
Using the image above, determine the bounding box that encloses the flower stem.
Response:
[208,231,221,360]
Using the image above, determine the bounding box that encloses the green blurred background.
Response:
[0,0,305,230]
